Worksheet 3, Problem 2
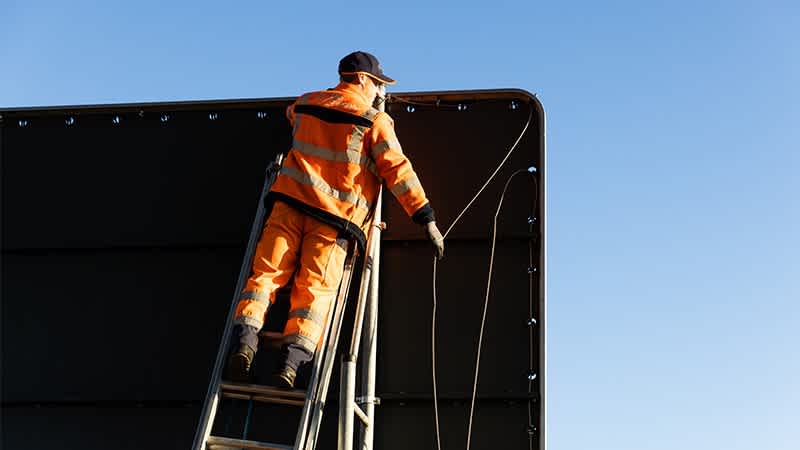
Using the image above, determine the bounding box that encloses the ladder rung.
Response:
[222,392,305,407]
[207,436,293,450]
[258,331,283,339]
[220,381,306,399]
[257,331,284,349]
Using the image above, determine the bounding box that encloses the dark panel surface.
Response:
[1,403,535,450]
[1,107,290,250]
[1,406,199,449]
[1,91,544,449]
[378,241,538,395]
[383,99,539,241]
[1,249,240,402]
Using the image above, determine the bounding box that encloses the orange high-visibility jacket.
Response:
[269,82,434,248]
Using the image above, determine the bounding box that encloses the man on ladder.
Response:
[226,50,445,389]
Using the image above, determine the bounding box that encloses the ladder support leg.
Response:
[242,399,255,440]
[359,227,381,450]
[353,404,369,427]
[339,357,357,450]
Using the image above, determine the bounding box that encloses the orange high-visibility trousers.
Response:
[233,201,348,353]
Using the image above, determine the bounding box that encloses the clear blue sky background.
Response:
[2,1,798,449]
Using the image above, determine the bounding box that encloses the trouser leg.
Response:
[280,215,349,369]
[232,201,302,349]
[279,344,314,373]
[233,324,260,352]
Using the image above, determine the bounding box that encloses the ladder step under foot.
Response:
[207,435,293,450]
[219,381,306,406]
[220,381,306,399]
[222,392,305,407]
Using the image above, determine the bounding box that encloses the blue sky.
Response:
[2,1,798,449]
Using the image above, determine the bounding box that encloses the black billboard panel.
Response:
[1,90,545,450]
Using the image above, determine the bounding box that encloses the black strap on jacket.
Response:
[265,192,368,252]
[294,104,374,128]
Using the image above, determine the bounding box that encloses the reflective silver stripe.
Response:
[371,138,402,159]
[293,138,373,171]
[390,175,422,197]
[291,138,379,177]
[280,166,371,211]
[234,315,264,329]
[345,126,380,176]
[291,130,378,177]
[288,308,326,325]
[284,333,317,353]
[239,290,270,304]
[346,126,366,156]
[362,108,379,121]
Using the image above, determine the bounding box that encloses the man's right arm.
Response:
[368,113,444,259]
[368,113,430,219]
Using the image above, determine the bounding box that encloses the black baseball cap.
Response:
[338,51,397,85]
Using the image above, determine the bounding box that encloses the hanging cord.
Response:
[442,107,533,239]
[465,168,538,450]
[431,105,534,450]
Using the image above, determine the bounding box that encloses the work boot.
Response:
[225,344,256,383]
[270,365,297,390]
[270,343,311,389]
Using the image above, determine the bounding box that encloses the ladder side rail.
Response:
[339,191,383,450]
[357,96,387,450]
[359,189,383,450]
[192,154,284,450]
[297,244,360,450]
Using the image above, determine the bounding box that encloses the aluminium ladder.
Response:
[191,154,385,450]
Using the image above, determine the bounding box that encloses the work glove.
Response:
[426,221,445,260]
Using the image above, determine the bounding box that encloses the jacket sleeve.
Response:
[367,112,435,224]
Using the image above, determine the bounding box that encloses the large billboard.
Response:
[1,89,545,450]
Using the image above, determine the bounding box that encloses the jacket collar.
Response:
[331,82,372,107]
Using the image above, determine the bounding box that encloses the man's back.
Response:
[270,81,433,246]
